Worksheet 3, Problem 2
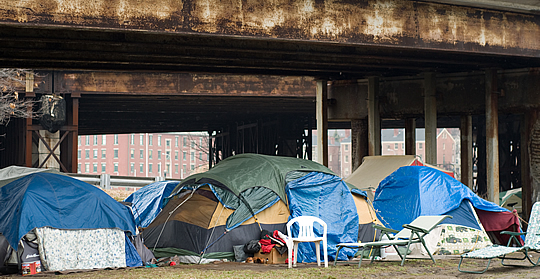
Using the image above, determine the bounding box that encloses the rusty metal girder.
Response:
[0,1,537,77]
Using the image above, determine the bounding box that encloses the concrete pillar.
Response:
[405,118,416,155]
[485,69,499,203]
[316,80,328,166]
[368,77,381,156]
[424,72,437,165]
[461,115,473,189]
[351,119,368,171]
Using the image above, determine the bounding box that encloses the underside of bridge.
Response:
[1,0,540,219]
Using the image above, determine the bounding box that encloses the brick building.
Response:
[77,133,209,179]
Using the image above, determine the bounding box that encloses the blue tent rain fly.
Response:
[124,180,179,228]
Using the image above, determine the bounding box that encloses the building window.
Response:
[191,141,195,148]
[93,149,98,159]
[166,139,171,148]
[158,163,162,174]
[85,136,89,145]
[114,163,118,173]
[175,137,178,147]
[183,151,186,160]
[329,154,332,162]
[401,143,404,149]
[175,151,178,160]
[101,149,106,159]
[158,135,162,146]
[175,164,178,174]
[199,152,203,160]
[78,150,81,159]
[93,163,97,173]
[191,164,195,171]
[158,150,162,160]
[190,152,194,161]
[93,135,98,145]
[130,149,135,159]
[166,151,170,159]
[77,163,81,173]
[344,145,349,151]
[101,163,106,173]
[114,149,119,159]
[166,164,170,176]
[149,135,153,146]
[183,164,187,175]
[114,134,118,145]
[443,143,446,150]
[149,163,153,173]
[130,134,135,145]
[419,143,423,150]
[85,163,89,173]
[140,163,144,173]
[183,137,187,147]
[130,163,134,174]
[345,168,349,176]
[149,150,153,159]
[200,138,203,147]
[140,134,144,145]
[78,136,81,146]
[85,149,90,159]
[443,132,447,139]
[140,149,144,159]
[345,155,349,163]
[102,135,106,145]
[394,143,398,150]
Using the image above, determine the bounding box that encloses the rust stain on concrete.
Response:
[1,0,539,53]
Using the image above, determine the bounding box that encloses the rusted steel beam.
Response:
[485,69,499,203]
[424,72,437,165]
[316,80,328,167]
[0,0,538,57]
[461,114,474,189]
[368,77,381,156]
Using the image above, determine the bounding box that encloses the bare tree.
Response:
[0,69,40,125]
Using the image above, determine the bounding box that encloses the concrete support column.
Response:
[316,80,328,166]
[461,115,473,189]
[368,77,381,156]
[424,72,437,165]
[405,118,416,155]
[485,69,499,203]
[351,119,368,171]
[25,73,35,168]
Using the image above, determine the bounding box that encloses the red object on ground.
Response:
[169,261,177,266]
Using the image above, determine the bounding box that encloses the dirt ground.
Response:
[2,255,540,279]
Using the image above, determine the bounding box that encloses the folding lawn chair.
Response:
[334,215,451,267]
[458,202,540,274]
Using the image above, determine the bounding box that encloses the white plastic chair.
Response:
[286,216,328,268]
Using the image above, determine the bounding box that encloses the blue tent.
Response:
[287,172,359,263]
[124,181,179,228]
[373,166,508,232]
[0,172,137,249]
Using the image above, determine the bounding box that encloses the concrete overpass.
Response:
[1,0,540,218]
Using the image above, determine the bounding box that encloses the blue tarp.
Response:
[286,172,359,263]
[373,166,508,231]
[0,173,137,249]
[124,181,179,228]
